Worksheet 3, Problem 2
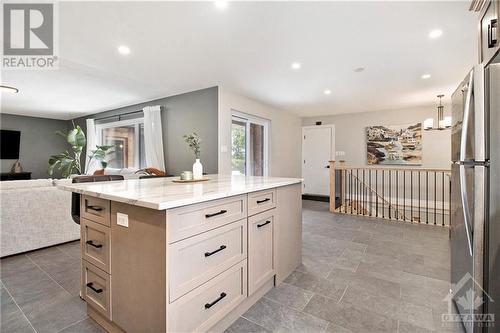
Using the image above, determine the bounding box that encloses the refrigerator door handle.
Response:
[460,164,474,256]
[460,70,474,162]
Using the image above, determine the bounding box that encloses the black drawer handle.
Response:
[256,198,270,204]
[488,19,498,48]
[205,245,227,257]
[205,292,227,309]
[87,205,103,212]
[86,282,103,293]
[86,240,103,248]
[205,210,227,218]
[257,220,271,228]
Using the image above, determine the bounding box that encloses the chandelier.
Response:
[424,94,451,130]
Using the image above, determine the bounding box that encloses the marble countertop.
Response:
[58,174,302,210]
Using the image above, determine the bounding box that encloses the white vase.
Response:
[193,159,203,180]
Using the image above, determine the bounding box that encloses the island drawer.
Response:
[82,261,111,320]
[248,189,276,216]
[168,260,247,333]
[81,218,111,273]
[81,196,111,226]
[167,195,247,243]
[169,219,247,302]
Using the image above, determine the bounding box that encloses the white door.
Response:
[302,125,335,196]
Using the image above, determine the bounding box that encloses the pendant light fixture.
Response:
[424,94,451,130]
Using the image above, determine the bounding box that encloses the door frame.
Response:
[301,124,336,195]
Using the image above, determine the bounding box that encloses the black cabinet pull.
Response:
[488,19,498,48]
[86,240,103,248]
[256,198,270,204]
[257,220,271,228]
[205,210,227,218]
[205,245,226,257]
[86,282,103,293]
[205,292,227,309]
[87,205,103,212]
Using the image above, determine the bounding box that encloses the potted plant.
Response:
[183,132,203,180]
[48,122,113,178]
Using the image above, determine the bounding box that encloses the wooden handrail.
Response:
[334,166,451,173]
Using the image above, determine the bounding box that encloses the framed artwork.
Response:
[366,123,422,165]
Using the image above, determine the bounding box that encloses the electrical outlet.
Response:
[117,212,129,227]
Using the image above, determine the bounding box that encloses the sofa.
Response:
[0,178,79,257]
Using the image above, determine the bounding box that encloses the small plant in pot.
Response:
[183,132,203,180]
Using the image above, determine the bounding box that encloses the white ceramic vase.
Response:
[193,159,203,180]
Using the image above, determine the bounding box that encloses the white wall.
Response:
[302,106,451,170]
[218,88,302,177]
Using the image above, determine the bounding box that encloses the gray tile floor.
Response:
[226,200,461,333]
[1,200,461,333]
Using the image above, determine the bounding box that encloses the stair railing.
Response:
[329,161,451,226]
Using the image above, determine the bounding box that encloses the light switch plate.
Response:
[117,212,129,227]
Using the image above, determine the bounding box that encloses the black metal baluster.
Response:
[362,169,366,216]
[442,171,445,226]
[382,170,385,219]
[376,170,378,218]
[369,170,372,216]
[426,171,429,224]
[403,170,406,222]
[356,169,359,215]
[396,170,399,220]
[434,171,437,225]
[350,170,353,214]
[410,171,413,223]
[417,171,421,223]
[389,170,392,219]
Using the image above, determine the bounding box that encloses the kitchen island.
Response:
[59,174,302,333]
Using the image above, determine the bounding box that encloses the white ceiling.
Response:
[1,1,478,120]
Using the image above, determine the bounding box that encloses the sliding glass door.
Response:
[231,113,269,176]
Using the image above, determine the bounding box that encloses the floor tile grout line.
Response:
[54,316,89,333]
[239,315,272,332]
[2,277,39,333]
[25,254,74,297]
[336,285,349,305]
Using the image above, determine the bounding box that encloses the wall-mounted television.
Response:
[0,130,21,159]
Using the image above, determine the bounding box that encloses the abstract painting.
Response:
[366,123,422,165]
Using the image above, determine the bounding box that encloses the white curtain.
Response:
[143,105,166,171]
[85,118,99,175]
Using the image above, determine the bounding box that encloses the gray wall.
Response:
[73,87,218,175]
[0,114,69,179]
[302,105,451,169]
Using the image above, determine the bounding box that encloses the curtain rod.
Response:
[94,110,143,121]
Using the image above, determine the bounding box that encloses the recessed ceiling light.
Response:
[429,29,443,39]
[324,89,332,95]
[214,1,228,9]
[421,74,431,79]
[291,62,301,70]
[117,45,131,55]
[354,67,365,72]
[0,85,19,93]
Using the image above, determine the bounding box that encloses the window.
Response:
[231,112,269,176]
[96,118,146,169]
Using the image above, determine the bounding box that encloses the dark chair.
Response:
[138,174,174,179]
[71,175,124,224]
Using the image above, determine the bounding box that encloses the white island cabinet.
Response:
[59,174,302,333]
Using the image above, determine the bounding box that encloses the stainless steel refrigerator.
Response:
[451,57,499,332]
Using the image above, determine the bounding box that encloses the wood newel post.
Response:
[329,160,335,212]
